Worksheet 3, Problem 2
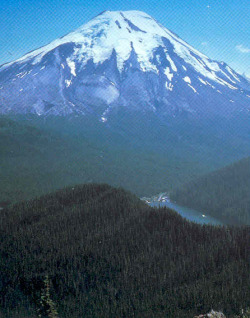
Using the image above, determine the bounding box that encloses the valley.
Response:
[1,115,249,208]
[141,194,223,225]
[171,157,250,225]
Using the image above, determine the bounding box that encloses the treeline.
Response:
[0,184,249,317]
[171,157,250,225]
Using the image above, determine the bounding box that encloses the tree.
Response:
[37,275,59,318]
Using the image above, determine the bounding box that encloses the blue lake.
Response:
[149,200,223,226]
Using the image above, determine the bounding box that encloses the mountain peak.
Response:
[0,10,249,117]
[0,10,211,74]
[95,10,153,18]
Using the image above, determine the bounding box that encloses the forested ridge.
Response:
[0,184,249,317]
[1,115,249,204]
[171,157,250,225]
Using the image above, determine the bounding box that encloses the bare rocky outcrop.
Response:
[195,310,226,318]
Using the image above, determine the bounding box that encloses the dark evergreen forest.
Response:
[1,115,249,204]
[171,157,250,225]
[0,184,249,317]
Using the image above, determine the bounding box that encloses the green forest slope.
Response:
[171,157,250,225]
[0,184,249,317]
[1,113,249,203]
[0,116,207,203]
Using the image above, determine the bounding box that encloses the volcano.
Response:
[0,10,249,119]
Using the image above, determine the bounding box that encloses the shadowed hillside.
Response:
[0,184,249,317]
[171,157,250,225]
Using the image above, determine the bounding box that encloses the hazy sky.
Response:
[0,0,249,77]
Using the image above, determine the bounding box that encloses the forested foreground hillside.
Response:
[0,184,249,317]
[171,157,250,225]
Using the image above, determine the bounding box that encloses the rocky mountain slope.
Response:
[0,10,249,119]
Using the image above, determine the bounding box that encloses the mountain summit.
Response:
[0,10,249,118]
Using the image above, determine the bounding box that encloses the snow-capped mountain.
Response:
[0,10,249,119]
